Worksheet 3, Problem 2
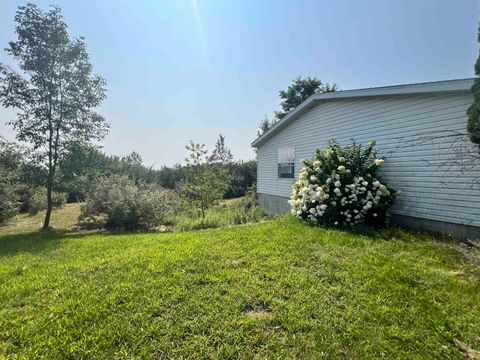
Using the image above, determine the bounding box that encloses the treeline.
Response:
[56,142,256,202]
[0,136,256,224]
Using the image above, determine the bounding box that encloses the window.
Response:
[278,146,295,178]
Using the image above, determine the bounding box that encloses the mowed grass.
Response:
[0,203,81,236]
[0,209,480,358]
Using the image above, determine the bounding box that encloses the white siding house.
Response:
[252,79,480,240]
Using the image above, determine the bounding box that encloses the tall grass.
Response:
[172,199,268,231]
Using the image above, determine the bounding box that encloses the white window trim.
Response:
[278,146,295,179]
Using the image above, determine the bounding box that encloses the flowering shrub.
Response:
[289,140,396,227]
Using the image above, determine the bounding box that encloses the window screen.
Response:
[278,146,295,178]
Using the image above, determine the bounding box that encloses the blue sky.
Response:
[0,0,478,166]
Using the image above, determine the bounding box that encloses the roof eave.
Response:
[251,78,474,148]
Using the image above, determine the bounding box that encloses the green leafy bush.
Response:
[242,184,258,211]
[27,189,66,216]
[80,175,177,230]
[14,184,37,213]
[289,140,396,227]
[0,178,18,224]
[51,191,67,208]
[27,190,47,216]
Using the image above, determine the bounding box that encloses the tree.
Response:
[467,24,480,147]
[181,141,229,218]
[257,77,337,136]
[275,76,337,120]
[0,4,108,229]
[257,116,276,137]
[211,134,233,164]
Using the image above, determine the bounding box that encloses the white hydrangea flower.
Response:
[374,159,384,166]
[320,204,327,211]
[334,180,341,188]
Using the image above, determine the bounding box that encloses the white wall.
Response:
[256,93,480,228]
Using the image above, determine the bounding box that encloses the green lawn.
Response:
[0,210,479,358]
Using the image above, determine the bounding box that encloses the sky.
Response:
[0,0,479,167]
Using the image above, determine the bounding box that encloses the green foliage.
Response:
[57,142,162,201]
[27,189,66,216]
[467,24,480,146]
[155,164,188,189]
[181,142,229,218]
[0,4,108,228]
[80,175,177,231]
[27,190,47,216]
[0,175,18,224]
[241,184,258,211]
[56,141,255,202]
[0,137,44,186]
[290,140,396,227]
[257,116,277,137]
[173,196,266,231]
[13,184,37,213]
[224,160,257,198]
[211,134,233,164]
[1,217,479,358]
[51,191,67,208]
[258,76,337,136]
[275,76,337,119]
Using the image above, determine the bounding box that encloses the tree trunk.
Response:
[43,174,53,230]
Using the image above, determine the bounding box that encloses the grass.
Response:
[0,208,480,358]
[75,196,267,232]
[172,199,268,231]
[0,203,81,236]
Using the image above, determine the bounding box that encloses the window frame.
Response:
[277,146,295,179]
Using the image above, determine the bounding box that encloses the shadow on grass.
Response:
[0,230,96,257]
[0,226,175,257]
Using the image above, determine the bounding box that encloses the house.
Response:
[252,78,480,240]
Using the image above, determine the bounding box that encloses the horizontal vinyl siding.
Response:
[256,93,480,228]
